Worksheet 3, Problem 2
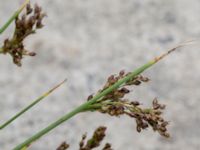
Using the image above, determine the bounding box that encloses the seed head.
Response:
[2,3,46,66]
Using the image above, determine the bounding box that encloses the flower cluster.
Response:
[2,3,45,66]
[80,126,112,150]
[87,70,170,137]
[87,70,149,101]
[57,126,112,150]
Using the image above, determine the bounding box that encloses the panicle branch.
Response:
[87,70,170,137]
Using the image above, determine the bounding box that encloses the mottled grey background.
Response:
[0,0,200,150]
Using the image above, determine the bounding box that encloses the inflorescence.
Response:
[87,70,170,138]
[2,3,45,66]
[56,126,112,150]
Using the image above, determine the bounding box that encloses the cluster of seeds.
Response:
[79,126,112,150]
[87,70,170,137]
[2,3,45,66]
[57,126,112,150]
[103,70,149,90]
[87,70,149,101]
[129,98,169,137]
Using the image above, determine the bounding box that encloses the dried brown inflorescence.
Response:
[57,126,112,150]
[87,70,170,138]
[2,3,45,66]
[79,126,112,150]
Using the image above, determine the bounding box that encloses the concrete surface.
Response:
[0,0,200,149]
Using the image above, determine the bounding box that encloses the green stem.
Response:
[0,0,29,34]
[0,79,66,130]
[13,60,155,150]
[13,101,92,150]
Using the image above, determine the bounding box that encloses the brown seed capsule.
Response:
[142,122,149,129]
[27,16,36,27]
[28,52,37,56]
[162,132,170,138]
[15,19,23,29]
[161,121,169,127]
[158,117,164,122]
[34,4,41,14]
[119,87,130,93]
[153,98,160,109]
[119,70,125,77]
[107,75,115,83]
[154,110,162,115]
[36,20,43,29]
[133,80,141,85]
[159,126,167,132]
[56,142,69,150]
[131,101,140,106]
[26,3,33,15]
[87,94,93,101]
[153,98,158,105]
[139,76,150,82]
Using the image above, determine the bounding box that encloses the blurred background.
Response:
[0,0,200,149]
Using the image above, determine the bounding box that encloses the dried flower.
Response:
[79,126,110,150]
[57,126,112,150]
[2,3,45,66]
[87,70,170,138]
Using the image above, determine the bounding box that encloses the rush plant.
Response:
[0,1,191,150]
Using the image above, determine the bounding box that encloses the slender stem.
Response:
[13,101,92,150]
[0,79,66,130]
[14,48,177,150]
[0,0,30,34]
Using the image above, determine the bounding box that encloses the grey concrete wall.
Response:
[0,0,200,149]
